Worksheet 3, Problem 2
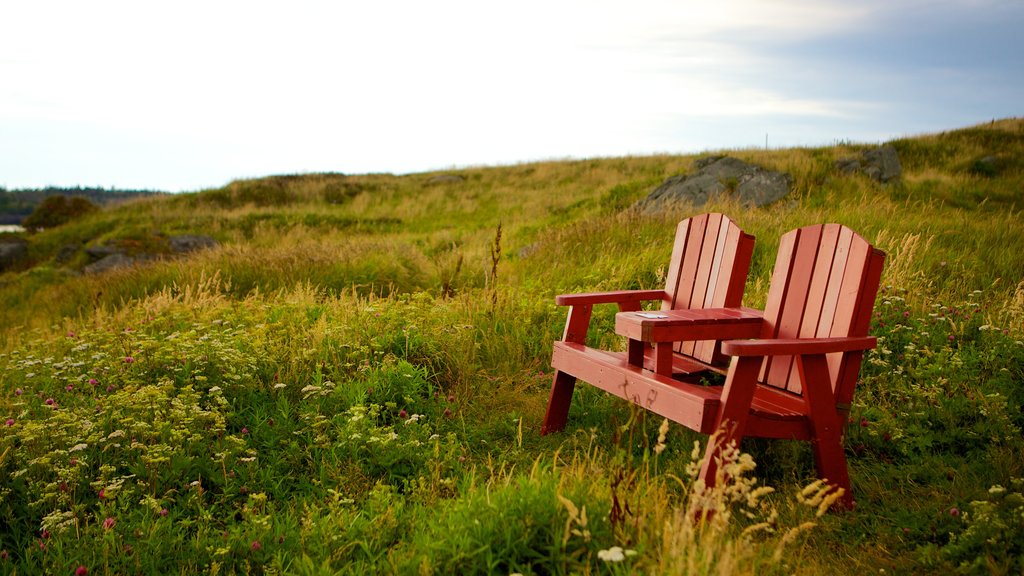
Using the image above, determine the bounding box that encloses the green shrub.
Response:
[21,195,98,231]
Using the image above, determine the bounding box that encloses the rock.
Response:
[56,244,81,264]
[83,253,135,275]
[425,174,465,185]
[638,156,791,212]
[0,237,29,271]
[85,245,123,261]
[835,145,902,183]
[169,234,218,254]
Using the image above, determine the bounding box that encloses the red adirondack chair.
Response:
[551,222,885,509]
[542,213,756,435]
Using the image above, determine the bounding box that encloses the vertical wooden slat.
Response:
[832,247,885,404]
[661,219,692,310]
[673,213,709,310]
[786,224,841,388]
[816,227,854,338]
[759,228,800,382]
[693,218,734,362]
[767,225,823,392]
[682,214,722,357]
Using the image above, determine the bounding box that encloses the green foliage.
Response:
[2,119,1024,574]
[21,195,99,231]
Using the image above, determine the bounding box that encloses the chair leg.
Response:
[698,356,761,485]
[541,370,577,435]
[798,354,854,509]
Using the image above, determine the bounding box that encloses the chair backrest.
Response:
[758,224,885,405]
[662,213,755,365]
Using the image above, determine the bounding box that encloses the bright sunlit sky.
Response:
[2,0,1022,192]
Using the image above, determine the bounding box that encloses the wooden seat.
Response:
[545,222,885,509]
[542,213,755,434]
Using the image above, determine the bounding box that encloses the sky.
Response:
[2,0,1022,193]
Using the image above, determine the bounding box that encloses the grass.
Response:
[1,118,1023,574]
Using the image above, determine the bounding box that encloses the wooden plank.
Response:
[694,220,734,362]
[767,225,823,392]
[682,214,723,356]
[788,224,842,387]
[551,342,721,433]
[759,228,799,383]
[833,248,885,407]
[541,370,578,435]
[825,235,872,391]
[672,213,709,310]
[662,218,692,310]
[815,227,854,337]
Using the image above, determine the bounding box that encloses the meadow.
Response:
[1,119,1022,575]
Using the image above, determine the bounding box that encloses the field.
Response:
[1,119,1023,575]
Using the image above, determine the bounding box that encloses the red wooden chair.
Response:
[549,222,885,509]
[542,213,756,434]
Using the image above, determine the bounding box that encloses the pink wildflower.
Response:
[4,419,13,427]
[75,566,88,576]
[398,409,407,418]
[949,507,960,517]
[159,508,168,517]
[14,388,22,396]
[102,517,116,530]
[88,378,98,385]
[251,540,262,551]
[45,398,54,406]
[124,356,135,364]
[66,384,74,392]
[241,427,249,435]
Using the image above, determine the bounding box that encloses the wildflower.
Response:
[654,418,669,455]
[67,331,76,338]
[159,508,168,517]
[241,427,249,435]
[399,409,407,418]
[14,388,22,396]
[949,507,960,517]
[88,378,98,385]
[447,394,455,402]
[66,384,74,391]
[250,540,261,551]
[75,565,88,575]
[45,398,54,406]
[106,385,115,392]
[4,419,12,427]
[103,517,116,530]
[0,550,7,560]
[444,408,452,418]
[124,356,135,364]
[98,489,105,499]
[597,546,637,562]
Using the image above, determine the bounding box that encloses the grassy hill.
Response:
[1,119,1023,574]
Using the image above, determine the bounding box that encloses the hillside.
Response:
[0,119,1022,574]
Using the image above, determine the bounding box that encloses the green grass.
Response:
[1,118,1023,574]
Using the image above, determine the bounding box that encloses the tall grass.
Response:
[1,118,1023,574]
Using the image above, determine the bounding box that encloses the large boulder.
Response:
[169,234,218,254]
[0,237,29,271]
[83,253,136,275]
[835,145,902,183]
[638,156,791,212]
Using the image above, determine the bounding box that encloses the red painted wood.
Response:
[562,304,593,344]
[797,353,854,508]
[541,370,578,435]
[721,336,876,356]
[682,214,724,357]
[555,290,667,307]
[663,219,692,308]
[673,213,709,310]
[767,225,823,393]
[698,356,762,484]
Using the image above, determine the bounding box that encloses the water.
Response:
[0,225,25,233]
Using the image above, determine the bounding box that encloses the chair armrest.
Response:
[555,290,668,307]
[721,336,877,357]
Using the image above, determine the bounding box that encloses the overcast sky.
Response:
[2,0,1021,192]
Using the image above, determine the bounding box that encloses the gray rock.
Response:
[56,244,81,264]
[835,145,902,183]
[638,156,791,212]
[169,234,218,254]
[0,237,29,271]
[85,245,123,261]
[425,174,465,185]
[83,253,135,275]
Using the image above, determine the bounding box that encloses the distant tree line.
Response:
[0,186,164,224]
